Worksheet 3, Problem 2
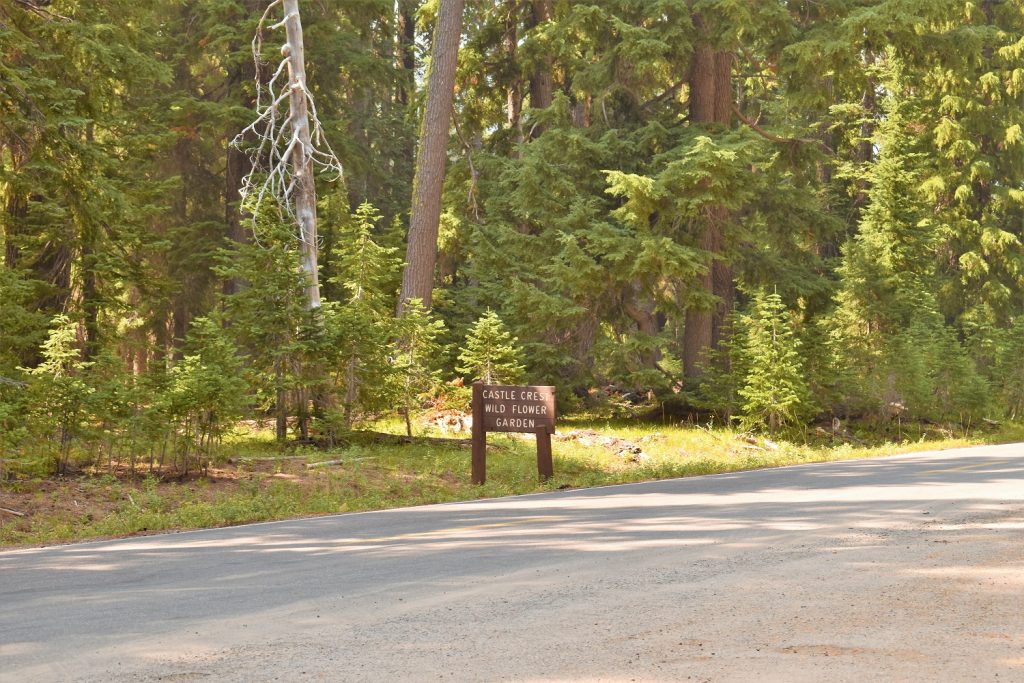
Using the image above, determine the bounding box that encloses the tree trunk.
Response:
[683,33,734,379]
[172,300,189,361]
[34,236,72,314]
[504,1,523,144]
[275,360,287,442]
[852,52,877,217]
[683,221,716,377]
[223,0,262,298]
[283,0,322,311]
[623,288,663,370]
[397,1,417,106]
[2,138,27,270]
[528,0,554,132]
[169,63,193,361]
[713,51,733,123]
[81,242,100,361]
[223,139,251,298]
[81,124,100,361]
[710,51,735,350]
[688,43,716,122]
[398,0,465,313]
[3,191,25,270]
[153,304,171,367]
[223,45,255,298]
[571,95,591,128]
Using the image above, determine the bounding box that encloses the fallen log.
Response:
[363,430,471,447]
[305,459,345,469]
[227,455,308,464]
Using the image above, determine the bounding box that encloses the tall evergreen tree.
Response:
[399,0,466,312]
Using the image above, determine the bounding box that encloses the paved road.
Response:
[2,444,1023,682]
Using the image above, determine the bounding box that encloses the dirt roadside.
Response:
[88,493,1024,682]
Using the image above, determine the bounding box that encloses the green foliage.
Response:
[0,378,29,481]
[696,319,746,423]
[736,290,812,433]
[324,202,404,429]
[0,269,46,478]
[828,65,991,423]
[167,317,248,471]
[4,0,1024,468]
[218,206,311,428]
[23,316,93,475]
[0,269,47,372]
[993,317,1024,420]
[392,299,446,435]
[457,309,526,385]
[7,419,1024,547]
[331,203,402,311]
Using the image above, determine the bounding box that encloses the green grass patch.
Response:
[2,420,1022,548]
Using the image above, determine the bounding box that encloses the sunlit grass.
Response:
[2,419,1022,547]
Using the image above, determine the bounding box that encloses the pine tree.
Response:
[457,309,526,385]
[994,317,1024,420]
[167,316,248,474]
[0,378,27,481]
[392,299,446,436]
[399,0,466,311]
[218,205,310,442]
[696,315,745,423]
[326,202,403,430]
[0,269,40,476]
[23,316,93,475]
[0,268,47,373]
[829,49,996,424]
[736,289,812,434]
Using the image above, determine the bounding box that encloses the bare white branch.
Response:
[231,0,343,239]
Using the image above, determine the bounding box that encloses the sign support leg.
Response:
[536,427,553,481]
[471,382,486,485]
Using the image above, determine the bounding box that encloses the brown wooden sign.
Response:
[479,385,556,434]
[472,383,556,485]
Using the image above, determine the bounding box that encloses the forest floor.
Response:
[2,418,1023,548]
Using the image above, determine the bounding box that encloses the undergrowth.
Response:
[2,419,1022,547]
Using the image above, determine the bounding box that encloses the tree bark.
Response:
[711,51,735,349]
[504,1,523,143]
[80,124,101,360]
[3,191,25,270]
[223,140,251,298]
[283,0,321,311]
[172,300,189,361]
[223,37,256,298]
[688,43,716,122]
[153,304,171,367]
[571,95,591,128]
[682,32,734,379]
[713,51,734,123]
[397,0,417,106]
[2,136,27,270]
[81,242,100,361]
[33,234,71,314]
[683,220,716,377]
[852,52,877,217]
[398,0,465,313]
[623,287,663,370]
[528,0,554,125]
[275,361,287,442]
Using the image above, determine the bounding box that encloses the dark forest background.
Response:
[2,0,1024,476]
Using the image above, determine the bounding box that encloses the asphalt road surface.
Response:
[2,443,1023,682]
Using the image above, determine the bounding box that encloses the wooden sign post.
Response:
[471,383,556,485]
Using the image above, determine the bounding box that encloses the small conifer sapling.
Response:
[457,310,526,385]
